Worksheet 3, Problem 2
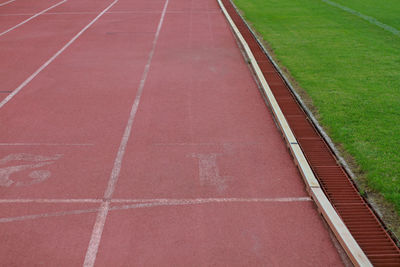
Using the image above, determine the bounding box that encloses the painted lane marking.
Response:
[111,197,312,211]
[322,0,400,37]
[0,197,312,223]
[0,199,102,203]
[0,0,119,110]
[0,11,153,16]
[0,143,94,146]
[83,0,170,266]
[0,0,67,37]
[0,10,221,17]
[190,153,230,192]
[153,142,264,146]
[0,10,220,17]
[0,11,159,16]
[0,197,312,204]
[0,207,100,223]
[0,0,16,7]
[112,197,312,206]
[0,153,62,187]
[113,197,312,203]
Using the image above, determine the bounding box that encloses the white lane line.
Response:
[0,11,152,16]
[0,0,67,37]
[103,0,169,201]
[0,199,102,203]
[0,143,94,146]
[0,197,312,223]
[0,10,220,17]
[322,0,400,37]
[0,0,119,110]
[152,142,264,146]
[83,0,170,266]
[112,197,312,205]
[0,0,16,7]
[111,197,312,211]
[0,197,312,204]
[0,197,311,204]
[0,207,100,223]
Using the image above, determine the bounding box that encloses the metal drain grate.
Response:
[221,0,400,265]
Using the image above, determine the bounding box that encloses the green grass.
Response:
[233,0,400,213]
[331,0,400,30]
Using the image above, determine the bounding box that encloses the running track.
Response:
[0,0,346,265]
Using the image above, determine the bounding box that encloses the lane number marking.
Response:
[190,153,230,192]
[0,153,62,187]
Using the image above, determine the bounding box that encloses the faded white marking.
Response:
[0,0,119,109]
[0,153,62,187]
[0,197,311,223]
[0,143,94,146]
[5,11,161,16]
[0,0,67,37]
[190,153,230,192]
[322,0,400,37]
[84,202,109,266]
[0,0,16,7]
[112,197,312,209]
[153,142,264,146]
[0,199,102,203]
[0,207,99,223]
[0,154,62,165]
[83,0,170,266]
[0,197,311,204]
[0,10,219,17]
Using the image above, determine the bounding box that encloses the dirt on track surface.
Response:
[0,0,345,265]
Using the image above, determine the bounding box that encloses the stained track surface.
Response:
[0,0,344,265]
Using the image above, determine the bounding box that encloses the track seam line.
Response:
[0,0,67,37]
[0,0,16,7]
[0,0,119,110]
[83,0,170,265]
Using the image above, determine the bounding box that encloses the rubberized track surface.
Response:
[220,0,400,266]
[0,0,346,265]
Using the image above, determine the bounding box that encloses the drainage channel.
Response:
[219,0,400,266]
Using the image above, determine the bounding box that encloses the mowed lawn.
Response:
[233,0,400,213]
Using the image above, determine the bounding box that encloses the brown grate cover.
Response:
[221,0,400,265]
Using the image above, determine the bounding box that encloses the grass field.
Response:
[233,0,400,214]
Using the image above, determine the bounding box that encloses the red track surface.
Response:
[1,0,345,265]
